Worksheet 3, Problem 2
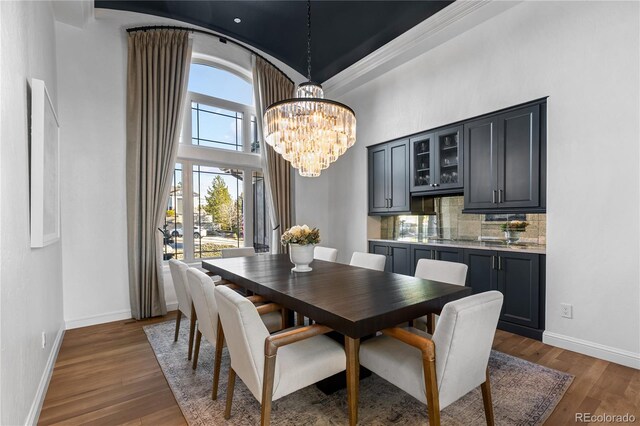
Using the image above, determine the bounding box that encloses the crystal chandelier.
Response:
[263,1,356,177]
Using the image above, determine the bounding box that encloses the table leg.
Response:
[283,308,294,328]
[345,336,360,425]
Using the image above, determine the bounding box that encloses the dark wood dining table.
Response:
[202,254,472,425]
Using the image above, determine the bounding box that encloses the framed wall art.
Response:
[30,78,60,248]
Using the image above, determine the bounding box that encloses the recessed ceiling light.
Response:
[233,17,241,24]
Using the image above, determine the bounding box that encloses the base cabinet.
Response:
[464,249,545,340]
[369,241,545,340]
[411,245,464,276]
[368,241,411,275]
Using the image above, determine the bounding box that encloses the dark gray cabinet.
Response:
[411,244,463,276]
[368,139,410,215]
[463,117,499,210]
[464,103,544,212]
[464,248,544,340]
[410,126,463,194]
[371,241,545,340]
[368,241,411,275]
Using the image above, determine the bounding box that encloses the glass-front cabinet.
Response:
[410,125,463,193]
[410,132,433,190]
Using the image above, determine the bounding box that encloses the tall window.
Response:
[163,62,269,261]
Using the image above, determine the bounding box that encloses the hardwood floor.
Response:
[40,312,639,425]
[39,313,186,426]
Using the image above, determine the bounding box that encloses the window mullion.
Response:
[243,168,254,249]
[242,110,252,152]
[182,160,195,262]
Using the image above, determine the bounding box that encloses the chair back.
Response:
[414,258,468,286]
[314,246,338,262]
[350,252,386,271]
[186,268,218,344]
[168,259,191,316]
[215,285,274,402]
[432,291,503,409]
[221,247,256,258]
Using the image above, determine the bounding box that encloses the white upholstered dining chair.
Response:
[414,258,468,332]
[314,246,338,262]
[350,251,386,271]
[168,259,197,360]
[186,268,284,399]
[414,258,468,286]
[221,247,256,258]
[215,285,347,425]
[360,291,503,426]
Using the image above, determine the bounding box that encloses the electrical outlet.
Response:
[560,303,573,319]
[41,331,46,349]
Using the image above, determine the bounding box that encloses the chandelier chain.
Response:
[307,0,312,81]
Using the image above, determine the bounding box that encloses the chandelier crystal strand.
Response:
[263,0,356,177]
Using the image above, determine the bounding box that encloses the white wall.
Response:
[0,1,65,424]
[56,9,305,328]
[296,1,640,367]
[56,14,131,329]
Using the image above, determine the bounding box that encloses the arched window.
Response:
[188,63,253,106]
[164,62,269,261]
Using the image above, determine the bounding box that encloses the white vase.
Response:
[289,243,315,272]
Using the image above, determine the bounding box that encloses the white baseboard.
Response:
[543,331,640,369]
[25,326,65,426]
[65,309,132,330]
[65,302,179,330]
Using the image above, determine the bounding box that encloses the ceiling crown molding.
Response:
[322,0,522,97]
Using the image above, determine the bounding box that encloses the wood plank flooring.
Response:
[40,312,640,425]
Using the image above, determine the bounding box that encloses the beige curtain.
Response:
[126,30,192,319]
[252,56,295,254]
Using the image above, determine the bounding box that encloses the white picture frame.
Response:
[30,78,60,248]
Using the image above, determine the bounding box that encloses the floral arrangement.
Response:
[500,220,529,232]
[281,225,320,246]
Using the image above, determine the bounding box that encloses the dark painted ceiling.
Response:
[96,1,454,83]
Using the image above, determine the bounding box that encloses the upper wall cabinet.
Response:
[464,102,546,212]
[410,125,463,195]
[368,139,411,214]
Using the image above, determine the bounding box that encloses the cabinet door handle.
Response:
[498,190,504,204]
[491,255,496,270]
[498,256,503,270]
[492,190,497,204]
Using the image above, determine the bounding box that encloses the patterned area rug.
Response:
[145,320,572,425]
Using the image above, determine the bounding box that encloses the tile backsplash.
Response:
[380,196,546,245]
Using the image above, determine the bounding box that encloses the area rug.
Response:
[145,320,572,425]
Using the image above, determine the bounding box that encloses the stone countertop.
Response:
[369,238,546,255]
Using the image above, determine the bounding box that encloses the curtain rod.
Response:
[126,25,294,84]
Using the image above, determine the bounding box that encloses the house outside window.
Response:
[163,62,270,261]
